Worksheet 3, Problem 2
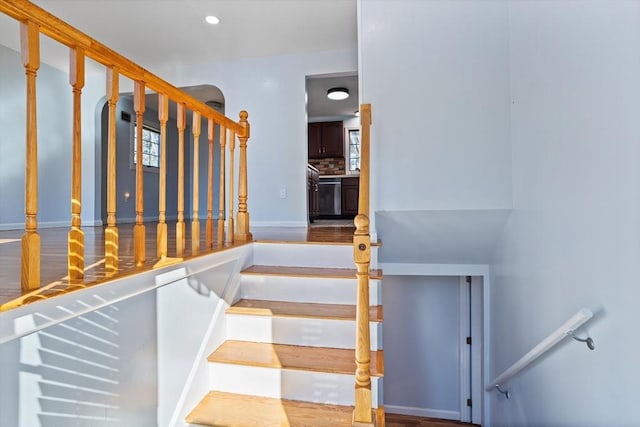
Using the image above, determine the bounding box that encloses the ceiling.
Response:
[0,1,359,120]
[307,74,359,121]
[30,0,357,72]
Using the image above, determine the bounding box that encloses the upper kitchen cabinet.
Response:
[308,121,344,158]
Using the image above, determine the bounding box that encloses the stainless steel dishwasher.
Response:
[318,179,341,216]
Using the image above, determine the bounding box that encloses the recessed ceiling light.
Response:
[205,15,220,25]
[327,87,349,101]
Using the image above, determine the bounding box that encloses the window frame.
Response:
[130,122,161,173]
[345,126,361,175]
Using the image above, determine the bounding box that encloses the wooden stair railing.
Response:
[353,103,374,426]
[0,0,253,292]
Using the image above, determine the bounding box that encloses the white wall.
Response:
[0,293,159,427]
[489,2,640,426]
[359,0,511,216]
[0,42,109,229]
[159,49,358,226]
[383,275,461,419]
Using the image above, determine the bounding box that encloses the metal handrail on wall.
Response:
[486,308,595,398]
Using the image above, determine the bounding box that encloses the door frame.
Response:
[380,263,490,426]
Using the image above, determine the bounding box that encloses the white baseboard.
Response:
[385,405,460,421]
[250,221,308,228]
[0,220,69,231]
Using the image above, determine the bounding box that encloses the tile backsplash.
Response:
[309,157,345,175]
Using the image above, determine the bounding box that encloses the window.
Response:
[132,124,160,169]
[347,128,360,173]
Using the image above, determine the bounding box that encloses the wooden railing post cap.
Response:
[354,214,369,233]
[239,110,250,139]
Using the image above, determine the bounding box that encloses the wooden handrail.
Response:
[3,0,253,293]
[353,104,374,426]
[0,0,243,135]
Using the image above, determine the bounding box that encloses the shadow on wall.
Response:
[1,292,159,427]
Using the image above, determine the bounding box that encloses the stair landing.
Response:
[186,391,353,427]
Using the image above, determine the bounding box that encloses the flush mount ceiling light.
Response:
[205,15,220,25]
[327,87,349,100]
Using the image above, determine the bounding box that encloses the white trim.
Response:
[459,277,471,423]
[471,275,484,425]
[0,220,67,231]
[385,405,460,421]
[250,221,308,228]
[380,262,489,277]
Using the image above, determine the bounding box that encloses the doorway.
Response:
[382,274,484,425]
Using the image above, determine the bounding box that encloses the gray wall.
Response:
[100,98,181,223]
[489,2,640,426]
[99,98,221,224]
[383,276,460,417]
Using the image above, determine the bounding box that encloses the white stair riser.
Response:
[240,275,382,305]
[226,315,382,350]
[208,363,381,408]
[253,243,378,269]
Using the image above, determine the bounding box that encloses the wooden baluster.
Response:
[20,21,40,291]
[191,111,201,254]
[235,111,252,241]
[68,47,85,281]
[206,118,215,249]
[358,104,371,218]
[133,81,145,266]
[217,126,227,246]
[157,93,169,258]
[353,214,373,426]
[227,130,236,243]
[176,103,186,256]
[105,68,119,274]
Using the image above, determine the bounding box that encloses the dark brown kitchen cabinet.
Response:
[307,165,320,221]
[341,176,359,217]
[308,121,344,158]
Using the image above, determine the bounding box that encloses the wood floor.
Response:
[0,222,356,309]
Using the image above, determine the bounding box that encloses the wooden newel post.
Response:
[105,67,119,274]
[157,93,169,258]
[353,214,374,426]
[235,110,252,241]
[20,21,41,291]
[133,80,146,266]
[68,47,85,281]
[358,104,371,218]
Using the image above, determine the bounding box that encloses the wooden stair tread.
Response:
[227,299,383,322]
[242,264,383,279]
[186,391,353,426]
[208,340,384,377]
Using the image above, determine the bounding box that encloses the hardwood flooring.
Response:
[0,223,361,310]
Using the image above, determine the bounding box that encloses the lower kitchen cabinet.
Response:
[307,166,320,221]
[341,177,359,217]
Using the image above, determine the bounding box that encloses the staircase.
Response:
[185,240,384,426]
